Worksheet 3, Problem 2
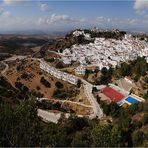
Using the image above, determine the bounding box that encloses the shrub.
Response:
[47,58,55,63]
[143,91,148,100]
[53,89,70,99]
[16,64,24,71]
[36,86,41,90]
[144,76,148,83]
[21,72,29,80]
[77,79,81,88]
[40,77,51,88]
[55,81,63,89]
[142,114,148,125]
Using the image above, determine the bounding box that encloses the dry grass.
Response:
[4,58,93,115]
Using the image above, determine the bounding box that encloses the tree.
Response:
[36,86,40,90]
[0,99,41,147]
[91,125,115,147]
[110,125,122,147]
[76,35,85,44]
[47,57,54,63]
[96,95,101,103]
[55,81,63,89]
[92,87,97,93]
[94,67,100,73]
[132,130,144,146]
[133,57,147,76]
[101,67,108,75]
[99,75,110,85]
[77,79,81,88]
[143,91,148,100]
[120,62,132,76]
[142,114,148,125]
[40,77,51,88]
[71,130,91,147]
[109,102,120,117]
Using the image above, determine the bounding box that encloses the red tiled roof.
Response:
[101,87,125,103]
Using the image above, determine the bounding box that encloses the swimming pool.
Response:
[125,96,139,104]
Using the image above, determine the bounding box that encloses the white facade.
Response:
[72,30,91,40]
[62,34,148,69]
[75,66,86,75]
[73,30,84,36]
[40,61,78,85]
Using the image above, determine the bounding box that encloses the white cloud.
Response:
[96,16,112,24]
[39,14,83,25]
[48,14,73,24]
[38,17,45,24]
[40,3,50,12]
[3,0,30,5]
[0,7,4,15]
[0,7,11,17]
[128,18,138,25]
[134,0,148,10]
[2,11,11,17]
[79,18,86,23]
[95,16,148,29]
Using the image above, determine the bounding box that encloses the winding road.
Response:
[1,61,9,75]
[81,79,103,119]
[0,56,27,88]
[38,58,104,119]
[0,56,104,122]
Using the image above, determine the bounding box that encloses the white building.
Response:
[61,33,148,69]
[73,30,84,37]
[40,61,78,85]
[75,66,86,75]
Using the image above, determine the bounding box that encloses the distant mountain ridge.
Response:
[0,30,69,36]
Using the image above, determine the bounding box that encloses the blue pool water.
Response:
[125,96,139,104]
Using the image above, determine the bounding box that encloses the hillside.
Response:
[0,57,93,115]
[0,28,148,147]
[37,29,126,58]
[0,36,48,56]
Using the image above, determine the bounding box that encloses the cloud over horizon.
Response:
[38,13,85,25]
[3,0,27,5]
[0,6,11,17]
[134,0,148,14]
[39,3,50,12]
[0,1,148,32]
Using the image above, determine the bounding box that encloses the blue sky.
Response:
[0,0,148,32]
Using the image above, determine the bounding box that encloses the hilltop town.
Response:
[62,30,148,68]
[0,28,148,120]
[0,28,148,147]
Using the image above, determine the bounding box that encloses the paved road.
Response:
[36,58,104,119]
[3,55,27,62]
[1,55,27,75]
[1,61,9,75]
[81,79,103,119]
[0,55,27,88]
[38,109,61,124]
[0,61,16,88]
